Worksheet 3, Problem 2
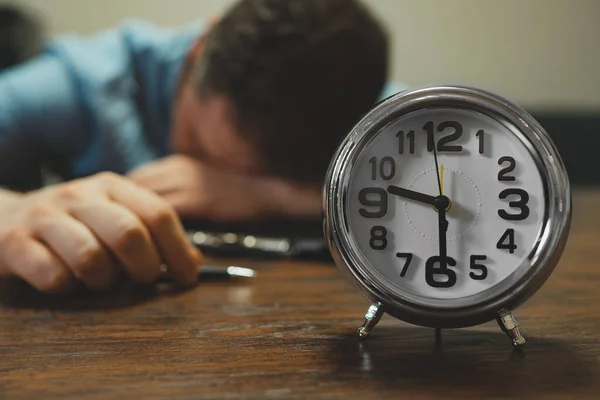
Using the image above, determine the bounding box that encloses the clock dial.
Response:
[347,108,546,300]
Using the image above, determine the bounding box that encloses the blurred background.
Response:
[1,0,599,184]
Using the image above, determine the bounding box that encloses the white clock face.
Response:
[347,108,546,300]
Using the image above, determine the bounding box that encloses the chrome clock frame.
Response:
[322,86,572,347]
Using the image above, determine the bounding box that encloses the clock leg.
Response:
[496,309,526,349]
[357,302,384,339]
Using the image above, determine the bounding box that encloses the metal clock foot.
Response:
[496,309,526,349]
[357,303,384,339]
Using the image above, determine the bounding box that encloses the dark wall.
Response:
[532,112,600,186]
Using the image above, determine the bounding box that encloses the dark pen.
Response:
[158,264,256,282]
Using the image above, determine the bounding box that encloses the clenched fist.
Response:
[0,172,202,293]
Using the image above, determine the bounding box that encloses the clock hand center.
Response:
[433,195,451,213]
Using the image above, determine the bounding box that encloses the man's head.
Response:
[171,0,389,184]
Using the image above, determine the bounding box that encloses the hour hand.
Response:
[387,185,436,206]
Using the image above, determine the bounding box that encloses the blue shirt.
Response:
[0,20,402,190]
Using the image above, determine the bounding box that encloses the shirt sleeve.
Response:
[0,53,87,191]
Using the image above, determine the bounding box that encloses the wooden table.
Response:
[1,189,599,400]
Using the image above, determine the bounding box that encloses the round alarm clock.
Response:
[323,86,571,348]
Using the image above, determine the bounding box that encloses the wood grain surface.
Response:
[1,189,599,400]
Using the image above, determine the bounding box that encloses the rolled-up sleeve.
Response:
[0,54,86,190]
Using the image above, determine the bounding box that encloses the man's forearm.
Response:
[261,179,321,219]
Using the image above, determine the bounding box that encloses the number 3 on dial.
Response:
[496,156,529,256]
[497,156,530,221]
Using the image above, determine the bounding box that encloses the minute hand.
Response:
[387,185,436,206]
[438,204,448,267]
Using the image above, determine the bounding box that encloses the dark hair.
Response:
[0,5,43,70]
[194,0,389,184]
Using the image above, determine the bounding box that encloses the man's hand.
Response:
[0,172,202,293]
[128,155,321,222]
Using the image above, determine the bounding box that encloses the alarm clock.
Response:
[322,86,571,348]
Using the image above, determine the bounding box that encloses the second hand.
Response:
[440,164,445,196]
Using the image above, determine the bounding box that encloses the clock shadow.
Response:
[326,325,597,398]
[447,200,476,221]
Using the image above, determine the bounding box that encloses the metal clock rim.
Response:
[323,85,572,329]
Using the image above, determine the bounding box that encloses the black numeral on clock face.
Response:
[496,155,527,255]
[424,121,463,153]
[498,188,530,221]
[369,226,388,250]
[369,156,396,180]
[496,228,517,253]
[358,188,388,218]
[498,156,516,181]
[476,130,485,154]
[469,255,488,280]
[396,253,413,277]
[397,130,415,155]
[419,255,493,287]
[425,256,457,288]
